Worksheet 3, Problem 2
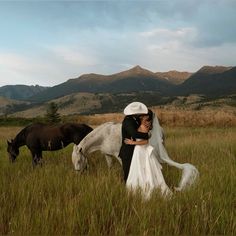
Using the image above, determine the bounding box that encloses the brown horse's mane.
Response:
[13,123,44,147]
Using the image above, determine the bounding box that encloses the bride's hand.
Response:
[124,138,134,145]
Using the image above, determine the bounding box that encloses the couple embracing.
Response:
[119,102,171,199]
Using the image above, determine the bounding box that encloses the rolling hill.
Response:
[0,96,30,116]
[11,91,174,117]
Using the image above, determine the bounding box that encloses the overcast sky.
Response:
[0,0,236,87]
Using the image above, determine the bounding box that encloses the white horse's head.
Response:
[72,145,88,171]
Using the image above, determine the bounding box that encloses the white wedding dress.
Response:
[126,114,199,199]
[126,142,172,199]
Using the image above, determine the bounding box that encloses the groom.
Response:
[119,102,150,182]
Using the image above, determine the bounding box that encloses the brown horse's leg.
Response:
[32,155,38,168]
[31,150,40,168]
[37,151,43,167]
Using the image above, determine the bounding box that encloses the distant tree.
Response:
[45,102,61,124]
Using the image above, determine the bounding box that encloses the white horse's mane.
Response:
[72,115,199,192]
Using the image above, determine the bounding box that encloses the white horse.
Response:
[72,122,122,171]
[72,114,199,191]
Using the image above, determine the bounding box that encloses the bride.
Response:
[125,110,172,199]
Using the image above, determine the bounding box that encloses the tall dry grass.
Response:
[74,108,236,127]
[0,125,235,235]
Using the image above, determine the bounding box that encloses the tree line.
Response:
[0,102,61,126]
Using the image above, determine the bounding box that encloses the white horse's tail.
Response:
[150,115,199,191]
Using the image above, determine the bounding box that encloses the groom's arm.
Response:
[124,119,149,140]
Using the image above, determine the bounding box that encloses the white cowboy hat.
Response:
[124,102,148,116]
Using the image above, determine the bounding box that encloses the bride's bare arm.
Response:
[124,138,148,145]
[125,122,151,145]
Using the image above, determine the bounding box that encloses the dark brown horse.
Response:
[7,122,93,167]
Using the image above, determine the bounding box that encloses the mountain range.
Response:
[29,65,174,102]
[0,85,48,100]
[0,65,235,116]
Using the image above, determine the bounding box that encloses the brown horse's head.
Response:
[7,140,19,162]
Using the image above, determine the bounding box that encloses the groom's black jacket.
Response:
[119,115,149,182]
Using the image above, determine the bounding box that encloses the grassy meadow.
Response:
[0,113,236,235]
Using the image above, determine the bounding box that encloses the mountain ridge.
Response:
[28,65,174,102]
[0,65,235,105]
[0,85,49,101]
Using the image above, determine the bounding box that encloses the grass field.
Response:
[0,125,235,235]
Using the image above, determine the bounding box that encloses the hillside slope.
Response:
[173,66,236,96]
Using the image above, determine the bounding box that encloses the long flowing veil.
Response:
[149,113,199,191]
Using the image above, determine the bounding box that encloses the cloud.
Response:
[47,45,98,67]
[140,27,198,46]
[0,53,51,73]
[0,52,69,86]
[0,54,39,86]
[0,1,236,86]
[1,23,235,87]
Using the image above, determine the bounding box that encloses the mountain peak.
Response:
[132,65,143,71]
[127,65,154,75]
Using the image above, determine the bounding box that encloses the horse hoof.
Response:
[174,187,182,192]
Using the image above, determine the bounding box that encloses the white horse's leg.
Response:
[105,154,113,168]
[116,156,122,165]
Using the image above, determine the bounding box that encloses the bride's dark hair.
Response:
[147,109,153,130]
[147,109,153,122]
[137,109,154,129]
